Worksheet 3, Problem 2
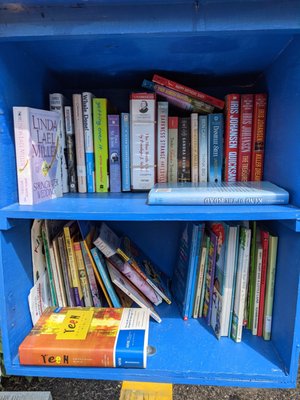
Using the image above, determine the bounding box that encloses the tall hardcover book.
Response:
[49,93,69,193]
[72,94,87,193]
[93,98,109,192]
[13,107,63,205]
[237,94,254,181]
[198,115,208,183]
[250,93,268,181]
[257,228,269,336]
[82,92,95,193]
[208,113,224,184]
[191,113,199,183]
[130,93,156,190]
[224,94,240,182]
[167,116,178,183]
[156,101,168,183]
[108,114,121,193]
[121,112,131,192]
[19,307,150,368]
[251,240,263,335]
[177,117,191,183]
[64,105,78,193]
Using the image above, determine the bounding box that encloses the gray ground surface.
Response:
[0,373,299,400]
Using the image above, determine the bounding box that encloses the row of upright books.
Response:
[12,74,267,205]
[172,220,278,342]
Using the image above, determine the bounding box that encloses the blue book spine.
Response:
[115,329,146,368]
[108,115,121,193]
[90,247,121,307]
[82,92,95,192]
[121,113,131,192]
[208,113,224,183]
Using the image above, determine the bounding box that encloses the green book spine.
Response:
[93,98,109,192]
[247,221,257,329]
[263,234,278,340]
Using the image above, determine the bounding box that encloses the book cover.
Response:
[257,228,269,336]
[19,307,150,368]
[152,74,225,110]
[64,105,78,193]
[13,107,63,205]
[147,181,289,206]
[82,92,95,193]
[93,98,109,192]
[191,113,199,183]
[49,93,69,193]
[31,219,48,284]
[250,93,268,181]
[107,262,162,323]
[90,247,121,308]
[121,112,131,192]
[167,116,178,183]
[178,117,191,183]
[171,223,201,320]
[231,226,252,342]
[208,113,223,184]
[130,92,156,191]
[156,101,169,183]
[263,233,278,340]
[72,94,87,193]
[224,94,240,182]
[142,79,214,114]
[198,115,208,183]
[108,114,121,193]
[237,94,254,181]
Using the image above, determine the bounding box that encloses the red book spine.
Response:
[224,94,240,182]
[152,74,225,110]
[237,94,254,181]
[257,229,269,337]
[250,94,267,181]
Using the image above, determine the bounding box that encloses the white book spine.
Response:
[191,113,199,183]
[82,92,95,193]
[72,94,87,193]
[252,245,263,335]
[157,101,168,183]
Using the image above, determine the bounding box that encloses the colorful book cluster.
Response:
[172,221,278,342]
[29,220,172,326]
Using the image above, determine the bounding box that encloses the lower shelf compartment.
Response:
[6,302,295,388]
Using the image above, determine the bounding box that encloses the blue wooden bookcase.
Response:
[0,0,300,388]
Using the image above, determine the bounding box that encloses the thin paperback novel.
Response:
[13,106,63,205]
[19,307,150,368]
[147,181,289,206]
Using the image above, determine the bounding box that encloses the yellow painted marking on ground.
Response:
[120,381,172,400]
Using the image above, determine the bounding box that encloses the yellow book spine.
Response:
[73,241,93,307]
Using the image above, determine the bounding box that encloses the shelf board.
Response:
[7,302,292,387]
[1,193,300,228]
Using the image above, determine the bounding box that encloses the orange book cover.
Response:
[19,307,150,368]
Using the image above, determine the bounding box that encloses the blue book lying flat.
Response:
[147,181,289,206]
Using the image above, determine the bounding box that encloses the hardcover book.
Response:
[178,117,191,183]
[130,92,156,190]
[64,105,78,193]
[121,112,131,192]
[19,306,150,368]
[167,116,178,183]
[13,107,63,205]
[82,92,96,193]
[156,101,169,183]
[147,181,289,206]
[224,94,240,182]
[208,113,224,184]
[108,114,121,193]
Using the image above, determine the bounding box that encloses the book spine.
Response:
[198,115,208,183]
[13,107,33,205]
[224,94,240,182]
[57,235,76,307]
[64,106,78,193]
[208,113,224,183]
[202,230,217,325]
[178,117,191,182]
[73,241,93,307]
[199,235,210,317]
[130,93,156,190]
[142,79,214,114]
[41,225,57,306]
[252,245,263,335]
[49,93,69,193]
[80,241,102,307]
[156,101,169,183]
[72,94,87,193]
[237,94,254,181]
[191,113,199,183]
[250,93,268,181]
[82,92,95,193]
[193,244,207,318]
[108,115,121,193]
[52,238,68,307]
[167,116,178,183]
[93,98,109,192]
[152,74,225,110]
[121,113,131,192]
[257,229,269,336]
[247,221,257,329]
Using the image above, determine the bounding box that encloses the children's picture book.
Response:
[107,262,162,323]
[13,106,63,205]
[147,181,289,206]
[19,306,150,368]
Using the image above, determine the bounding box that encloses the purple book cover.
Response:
[108,115,121,193]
